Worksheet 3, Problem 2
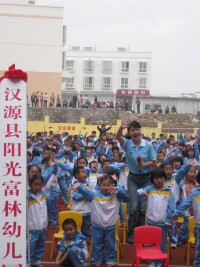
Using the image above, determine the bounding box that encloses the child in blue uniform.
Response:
[55,218,88,267]
[72,175,128,267]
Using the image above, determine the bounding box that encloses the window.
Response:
[66,60,74,70]
[65,78,74,88]
[83,77,94,89]
[139,78,147,89]
[139,62,147,73]
[84,60,94,72]
[121,78,128,88]
[121,61,129,72]
[145,104,161,112]
[102,61,112,73]
[102,77,112,89]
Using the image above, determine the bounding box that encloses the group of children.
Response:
[26,129,200,267]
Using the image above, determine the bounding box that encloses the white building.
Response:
[0,0,64,99]
[62,47,152,107]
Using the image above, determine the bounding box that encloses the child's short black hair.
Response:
[97,154,107,163]
[173,156,183,165]
[29,173,44,185]
[62,218,77,229]
[27,164,41,174]
[99,174,116,186]
[89,160,98,168]
[160,162,172,170]
[73,166,85,178]
[150,167,167,184]
[76,157,88,166]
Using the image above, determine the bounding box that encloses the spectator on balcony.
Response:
[56,95,62,108]
[62,99,68,108]
[171,105,177,114]
[165,105,170,114]
[35,91,39,107]
[31,92,36,107]
[40,92,44,107]
[50,93,55,107]
[73,95,77,108]
[43,92,48,107]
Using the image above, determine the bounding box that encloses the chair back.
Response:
[122,203,128,225]
[134,225,162,247]
[58,211,82,235]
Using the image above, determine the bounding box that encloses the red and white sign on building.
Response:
[0,65,27,267]
[116,89,150,96]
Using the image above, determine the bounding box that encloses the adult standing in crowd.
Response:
[116,118,156,244]
[97,122,112,137]
[136,97,141,113]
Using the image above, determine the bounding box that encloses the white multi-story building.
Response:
[62,47,152,108]
[0,0,64,100]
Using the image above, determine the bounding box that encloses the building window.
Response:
[83,77,94,89]
[139,78,147,89]
[84,60,94,72]
[102,77,112,89]
[121,78,128,88]
[66,60,74,70]
[102,61,112,73]
[65,78,74,88]
[121,61,129,72]
[139,62,147,73]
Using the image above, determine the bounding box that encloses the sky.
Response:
[37,0,200,96]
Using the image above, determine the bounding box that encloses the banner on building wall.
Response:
[116,89,150,96]
[0,65,27,267]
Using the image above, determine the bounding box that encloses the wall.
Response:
[0,2,63,98]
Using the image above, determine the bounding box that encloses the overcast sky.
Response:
[37,0,200,96]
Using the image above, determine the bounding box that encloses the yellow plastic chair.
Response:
[184,216,195,266]
[66,188,71,210]
[122,203,128,245]
[50,211,82,259]
[89,217,122,264]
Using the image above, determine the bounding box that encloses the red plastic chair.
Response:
[132,225,169,267]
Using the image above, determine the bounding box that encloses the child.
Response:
[71,175,128,267]
[71,166,91,242]
[172,161,198,246]
[27,174,58,266]
[88,160,99,189]
[172,171,200,267]
[55,218,88,267]
[138,167,175,267]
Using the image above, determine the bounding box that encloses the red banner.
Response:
[116,89,150,96]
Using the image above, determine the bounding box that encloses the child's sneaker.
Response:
[170,243,177,248]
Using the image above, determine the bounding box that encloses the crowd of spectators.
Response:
[29,93,130,110]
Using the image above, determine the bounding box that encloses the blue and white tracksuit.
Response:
[173,186,200,267]
[27,186,58,265]
[77,184,128,265]
[57,161,73,204]
[58,231,89,267]
[172,165,196,244]
[138,185,175,266]
[71,182,92,240]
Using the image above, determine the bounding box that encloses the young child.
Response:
[88,160,99,189]
[71,175,128,267]
[172,161,198,246]
[27,174,58,266]
[172,171,200,267]
[55,218,88,267]
[138,167,175,267]
[71,166,91,242]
